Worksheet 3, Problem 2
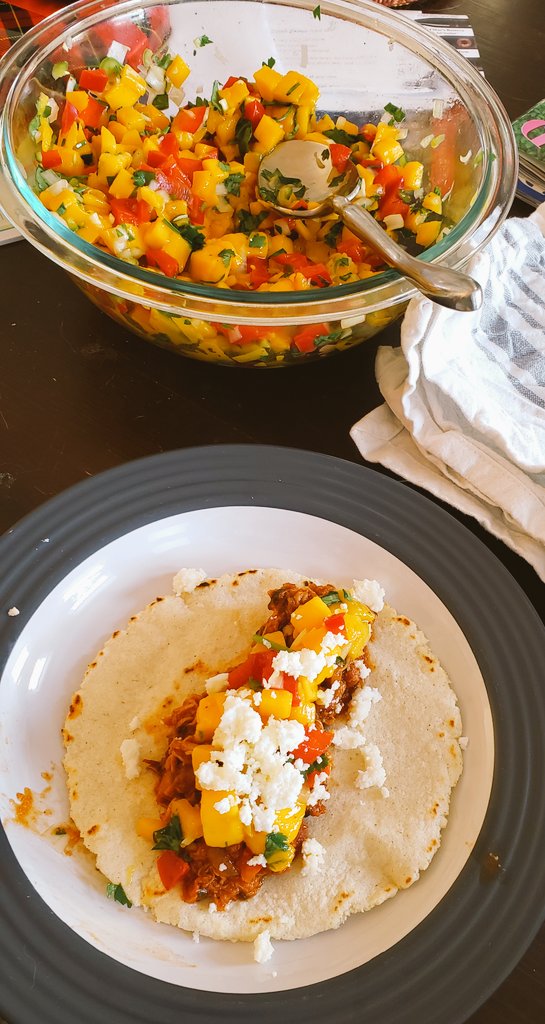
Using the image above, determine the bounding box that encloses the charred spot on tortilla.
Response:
[63,568,463,944]
[68,693,83,719]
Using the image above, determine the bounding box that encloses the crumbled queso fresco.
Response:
[351,578,385,612]
[172,567,207,595]
[120,737,141,780]
[254,929,275,963]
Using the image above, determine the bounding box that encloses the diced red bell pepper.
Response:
[156,850,189,890]
[337,239,366,263]
[291,727,334,764]
[223,74,247,89]
[147,5,172,51]
[81,96,106,130]
[306,763,331,789]
[274,252,309,270]
[79,68,108,93]
[279,674,300,707]
[292,322,330,353]
[146,248,179,278]
[360,124,377,142]
[159,132,179,157]
[155,157,192,201]
[177,156,203,180]
[147,149,167,168]
[188,194,205,224]
[173,105,208,134]
[41,148,62,169]
[329,142,352,173]
[379,194,409,220]
[359,157,383,169]
[247,256,270,288]
[227,650,275,688]
[244,98,265,130]
[429,106,465,196]
[237,845,264,883]
[92,20,149,70]
[61,101,79,134]
[374,165,404,192]
[324,612,346,635]
[110,197,152,226]
[303,263,332,287]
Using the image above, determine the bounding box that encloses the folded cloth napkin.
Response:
[351,203,545,581]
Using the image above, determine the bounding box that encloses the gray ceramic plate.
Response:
[1,446,545,1024]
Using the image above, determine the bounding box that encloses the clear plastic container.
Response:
[0,0,517,366]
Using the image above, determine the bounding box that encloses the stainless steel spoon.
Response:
[257,140,482,311]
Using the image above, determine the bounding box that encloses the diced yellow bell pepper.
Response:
[248,231,268,258]
[405,209,426,233]
[243,151,261,174]
[253,114,284,154]
[104,66,147,111]
[298,676,319,702]
[97,151,131,182]
[195,692,227,741]
[220,79,250,109]
[107,120,126,144]
[77,219,102,245]
[163,229,192,271]
[165,199,188,221]
[415,219,442,247]
[136,816,163,842]
[315,114,335,132]
[422,191,442,214]
[194,142,218,159]
[117,105,149,132]
[258,688,293,720]
[274,796,306,845]
[403,161,424,189]
[191,743,214,788]
[372,138,404,165]
[120,128,143,152]
[215,111,240,149]
[290,595,330,637]
[100,125,118,154]
[290,700,316,726]
[135,103,169,130]
[168,798,204,845]
[253,65,282,102]
[66,90,89,113]
[109,168,135,199]
[39,119,53,151]
[291,624,327,653]
[200,790,244,847]
[166,54,190,89]
[57,150,86,177]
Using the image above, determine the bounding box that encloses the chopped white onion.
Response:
[379,112,393,125]
[66,75,77,92]
[62,36,73,53]
[432,99,444,119]
[459,149,473,164]
[383,213,405,230]
[396,127,408,139]
[420,134,434,149]
[215,183,227,196]
[145,66,165,92]
[46,98,59,122]
[47,177,70,195]
[168,85,186,107]
[107,41,130,63]
[219,98,229,112]
[42,169,62,186]
[430,133,445,149]
[227,327,242,343]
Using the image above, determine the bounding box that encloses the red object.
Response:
[279,674,300,706]
[374,165,404,192]
[146,149,166,168]
[177,156,203,179]
[324,612,346,634]
[274,253,331,286]
[156,850,189,890]
[147,248,179,277]
[60,101,79,134]
[359,157,383,169]
[306,763,331,789]
[173,105,207,134]
[291,728,334,764]
[81,96,106,130]
[329,142,352,172]
[379,194,409,220]
[247,256,270,288]
[92,20,149,70]
[244,98,265,130]
[222,75,242,89]
[188,194,205,224]
[41,148,61,169]
[237,846,263,883]
[79,68,108,92]
[110,197,152,226]
[155,157,192,201]
[292,322,330,353]
[303,263,332,286]
[337,239,366,263]
[159,132,179,157]
[360,124,377,142]
[227,649,275,688]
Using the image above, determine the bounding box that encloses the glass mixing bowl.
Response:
[0,0,516,367]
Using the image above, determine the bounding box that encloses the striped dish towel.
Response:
[351,203,545,581]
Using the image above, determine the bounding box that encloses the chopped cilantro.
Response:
[303,754,329,777]
[258,167,306,205]
[194,34,213,47]
[262,57,276,68]
[235,116,253,157]
[218,248,235,267]
[224,171,245,196]
[249,234,266,248]
[323,127,358,146]
[313,5,321,19]
[330,172,345,188]
[324,220,343,247]
[152,93,169,110]
[209,80,223,113]
[264,832,290,860]
[237,209,268,233]
[286,81,300,97]
[322,589,352,606]
[43,106,51,118]
[154,52,173,69]
[133,169,155,187]
[174,222,206,250]
[28,114,41,138]
[384,102,405,123]
[152,815,183,852]
[106,882,132,907]
[35,165,54,192]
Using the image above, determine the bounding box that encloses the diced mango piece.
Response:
[298,676,319,702]
[253,65,282,102]
[66,90,89,113]
[290,595,330,637]
[195,692,227,741]
[415,219,442,247]
[104,66,147,111]
[291,624,327,653]
[109,168,135,199]
[166,54,190,89]
[274,797,306,845]
[290,700,316,726]
[253,114,284,154]
[168,798,203,845]
[117,105,149,132]
[403,161,424,190]
[422,191,442,214]
[220,79,250,109]
[243,825,267,855]
[258,688,293,720]
[191,743,213,789]
[100,125,118,154]
[200,790,244,847]
[344,605,373,659]
[136,816,163,842]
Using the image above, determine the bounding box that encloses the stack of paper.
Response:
[512,101,545,207]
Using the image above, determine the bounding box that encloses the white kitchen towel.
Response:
[350,203,545,581]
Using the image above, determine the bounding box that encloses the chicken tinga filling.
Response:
[138,581,377,908]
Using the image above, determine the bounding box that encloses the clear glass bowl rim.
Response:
[0,0,517,325]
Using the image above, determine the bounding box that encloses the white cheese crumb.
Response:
[301,838,325,876]
[356,742,389,796]
[247,853,267,867]
[192,931,200,943]
[205,672,229,694]
[348,685,382,728]
[307,772,330,807]
[129,715,140,732]
[459,736,469,749]
[172,567,207,595]
[351,578,385,612]
[7,607,19,617]
[254,929,274,963]
[209,902,217,913]
[219,862,227,871]
[252,691,262,706]
[354,659,371,682]
[214,796,234,814]
[119,737,141,780]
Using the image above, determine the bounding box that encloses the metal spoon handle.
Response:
[332,196,482,312]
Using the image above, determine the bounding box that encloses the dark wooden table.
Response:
[1,0,544,1021]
